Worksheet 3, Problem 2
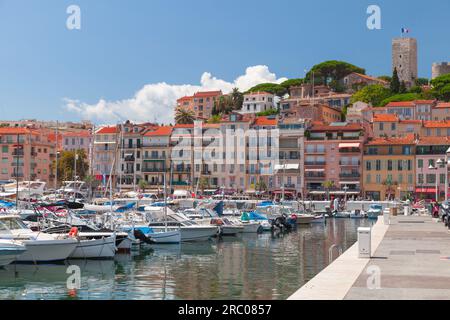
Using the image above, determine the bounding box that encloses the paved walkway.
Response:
[289,215,450,300]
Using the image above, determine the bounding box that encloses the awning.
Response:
[415,187,437,193]
[339,181,361,185]
[330,191,361,195]
[339,143,361,149]
[305,168,325,172]
[275,164,299,170]
[308,191,326,195]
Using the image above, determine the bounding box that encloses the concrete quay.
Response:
[288,215,450,300]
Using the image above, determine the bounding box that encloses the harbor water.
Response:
[0,219,374,300]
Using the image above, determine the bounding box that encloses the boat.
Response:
[333,211,351,218]
[144,206,218,241]
[0,240,27,267]
[295,214,316,224]
[121,226,181,244]
[311,214,325,223]
[184,208,242,236]
[0,215,78,263]
[69,232,117,259]
[367,204,383,220]
[350,209,367,219]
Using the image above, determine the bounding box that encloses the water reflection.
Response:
[0,219,373,300]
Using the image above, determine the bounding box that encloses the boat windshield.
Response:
[0,218,28,231]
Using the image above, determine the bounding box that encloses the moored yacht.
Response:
[0,240,26,267]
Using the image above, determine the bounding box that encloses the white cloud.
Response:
[64,65,287,124]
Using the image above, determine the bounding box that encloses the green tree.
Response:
[431,74,450,101]
[175,108,195,124]
[138,180,148,193]
[256,108,279,116]
[378,75,392,82]
[52,150,89,184]
[279,78,304,90]
[246,83,288,97]
[416,78,429,86]
[350,84,392,106]
[390,68,401,93]
[207,114,222,124]
[323,181,335,201]
[230,88,244,110]
[380,93,423,106]
[399,81,407,94]
[198,177,210,194]
[306,60,365,85]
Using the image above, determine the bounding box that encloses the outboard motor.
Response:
[133,229,154,244]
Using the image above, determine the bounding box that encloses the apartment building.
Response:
[241,92,274,114]
[176,91,223,120]
[93,126,118,184]
[304,123,365,200]
[363,135,416,201]
[415,137,450,200]
[0,127,56,184]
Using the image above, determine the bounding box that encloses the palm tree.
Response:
[175,108,195,124]
[198,177,210,195]
[138,179,148,193]
[323,180,335,201]
[231,88,244,110]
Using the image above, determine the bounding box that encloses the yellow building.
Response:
[363,135,416,201]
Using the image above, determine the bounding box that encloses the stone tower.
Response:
[392,38,418,88]
[432,62,450,79]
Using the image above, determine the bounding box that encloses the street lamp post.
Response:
[429,158,444,203]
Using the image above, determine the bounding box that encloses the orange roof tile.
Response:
[177,96,193,103]
[366,134,416,146]
[96,126,117,134]
[144,126,173,137]
[373,114,398,122]
[436,102,450,109]
[62,131,91,138]
[193,91,222,98]
[254,116,278,126]
[423,121,450,128]
[400,119,422,124]
[414,100,436,104]
[0,127,39,135]
[418,136,450,146]
[385,101,415,108]
[174,124,194,129]
[352,73,388,83]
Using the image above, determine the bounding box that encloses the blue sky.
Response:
[0,0,449,123]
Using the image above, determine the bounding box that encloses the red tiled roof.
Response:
[310,123,362,132]
[177,96,193,103]
[62,131,91,137]
[245,91,273,96]
[400,119,422,124]
[418,136,450,146]
[193,91,222,98]
[174,124,194,129]
[0,127,39,135]
[366,134,416,146]
[436,102,450,109]
[254,116,278,126]
[414,100,436,104]
[96,126,117,134]
[385,101,415,108]
[144,126,173,137]
[352,73,388,84]
[423,121,450,128]
[373,114,398,122]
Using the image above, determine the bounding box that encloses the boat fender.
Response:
[68,227,79,238]
[291,214,298,221]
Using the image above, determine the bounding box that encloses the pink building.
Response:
[304,122,366,199]
[0,127,56,184]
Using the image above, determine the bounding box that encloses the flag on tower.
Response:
[401,28,410,34]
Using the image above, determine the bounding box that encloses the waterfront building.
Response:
[61,130,92,158]
[372,114,422,138]
[92,126,119,185]
[363,135,416,201]
[304,122,365,200]
[142,126,173,191]
[0,127,56,184]
[274,118,306,199]
[415,137,450,200]
[241,92,275,114]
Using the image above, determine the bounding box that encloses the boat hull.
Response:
[0,242,26,267]
[147,230,181,244]
[241,222,262,233]
[17,238,78,263]
[220,225,243,235]
[70,236,116,259]
[149,226,218,242]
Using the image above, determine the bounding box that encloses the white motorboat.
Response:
[295,214,316,224]
[350,209,367,219]
[333,211,351,218]
[121,226,181,244]
[0,215,78,263]
[145,206,218,242]
[311,214,326,223]
[69,233,117,259]
[184,208,242,236]
[240,221,262,233]
[367,204,383,220]
[0,240,26,267]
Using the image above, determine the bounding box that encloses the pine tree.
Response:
[399,81,407,94]
[390,67,400,93]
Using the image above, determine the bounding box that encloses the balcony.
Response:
[339,173,361,179]
[339,161,360,166]
[305,174,326,180]
[12,150,24,156]
[173,167,191,173]
[304,161,326,166]
[142,167,166,173]
[305,149,326,154]
[11,162,24,167]
[124,170,135,174]
[123,156,135,162]
[201,170,212,176]
[143,155,166,160]
[171,181,189,186]
[339,148,361,153]
[11,173,24,178]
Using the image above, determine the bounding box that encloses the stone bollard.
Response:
[383,209,390,225]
